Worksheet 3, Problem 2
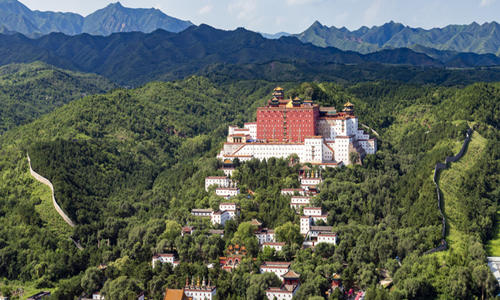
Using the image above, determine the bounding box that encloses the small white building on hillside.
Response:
[262,242,285,252]
[260,261,291,281]
[215,187,240,199]
[290,196,312,210]
[152,253,180,268]
[205,176,235,191]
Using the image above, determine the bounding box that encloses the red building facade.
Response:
[256,87,319,142]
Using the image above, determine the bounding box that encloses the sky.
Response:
[20,0,500,34]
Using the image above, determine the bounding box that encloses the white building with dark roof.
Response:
[215,187,240,199]
[262,242,285,252]
[265,270,301,300]
[152,253,180,268]
[290,196,312,210]
[260,261,291,281]
[219,202,240,217]
[211,210,230,226]
[205,176,236,191]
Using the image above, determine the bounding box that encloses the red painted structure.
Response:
[256,87,319,142]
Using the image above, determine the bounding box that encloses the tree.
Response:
[162,220,182,250]
[231,222,259,256]
[102,276,141,300]
[275,222,303,246]
[471,264,498,300]
[349,151,360,164]
[245,273,281,300]
[81,267,104,295]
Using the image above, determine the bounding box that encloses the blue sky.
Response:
[21,0,500,33]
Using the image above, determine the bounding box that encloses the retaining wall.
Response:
[425,128,473,254]
[27,154,76,227]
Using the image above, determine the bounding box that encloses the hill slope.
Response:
[439,132,490,249]
[0,78,497,299]
[0,62,115,134]
[0,0,192,36]
[296,21,500,56]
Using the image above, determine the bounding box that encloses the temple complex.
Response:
[218,87,376,166]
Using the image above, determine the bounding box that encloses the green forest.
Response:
[0,66,498,299]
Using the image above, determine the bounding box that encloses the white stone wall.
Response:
[244,123,257,139]
[346,118,357,136]
[304,207,322,216]
[27,154,75,227]
[359,139,377,154]
[333,137,351,164]
[317,234,337,245]
[152,255,176,268]
[215,188,239,198]
[256,232,276,244]
[356,129,370,140]
[304,138,323,163]
[300,178,322,185]
[260,266,289,280]
[262,243,284,251]
[211,210,230,226]
[205,177,233,191]
[220,203,237,211]
[266,290,295,300]
[300,216,311,235]
[184,289,216,300]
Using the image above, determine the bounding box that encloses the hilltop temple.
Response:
[217,87,376,166]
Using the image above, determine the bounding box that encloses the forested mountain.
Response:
[296,21,500,56]
[0,62,115,134]
[0,73,497,298]
[1,25,500,86]
[0,0,192,37]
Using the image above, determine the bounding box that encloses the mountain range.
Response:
[0,62,115,133]
[295,21,500,56]
[0,0,193,36]
[2,24,500,86]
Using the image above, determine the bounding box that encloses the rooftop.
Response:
[283,269,300,279]
[164,289,188,300]
[310,226,333,232]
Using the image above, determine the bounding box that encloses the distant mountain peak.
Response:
[311,20,323,28]
[0,0,193,36]
[295,21,500,56]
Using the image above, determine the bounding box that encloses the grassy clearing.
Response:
[0,281,56,300]
[486,210,500,256]
[439,132,487,251]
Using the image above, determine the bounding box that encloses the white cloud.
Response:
[198,4,213,15]
[363,0,382,25]
[227,0,257,21]
[480,0,496,7]
[286,0,320,5]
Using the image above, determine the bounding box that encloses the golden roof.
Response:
[164,289,189,300]
[344,101,354,106]
[293,96,301,101]
[286,100,294,108]
[274,86,284,91]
